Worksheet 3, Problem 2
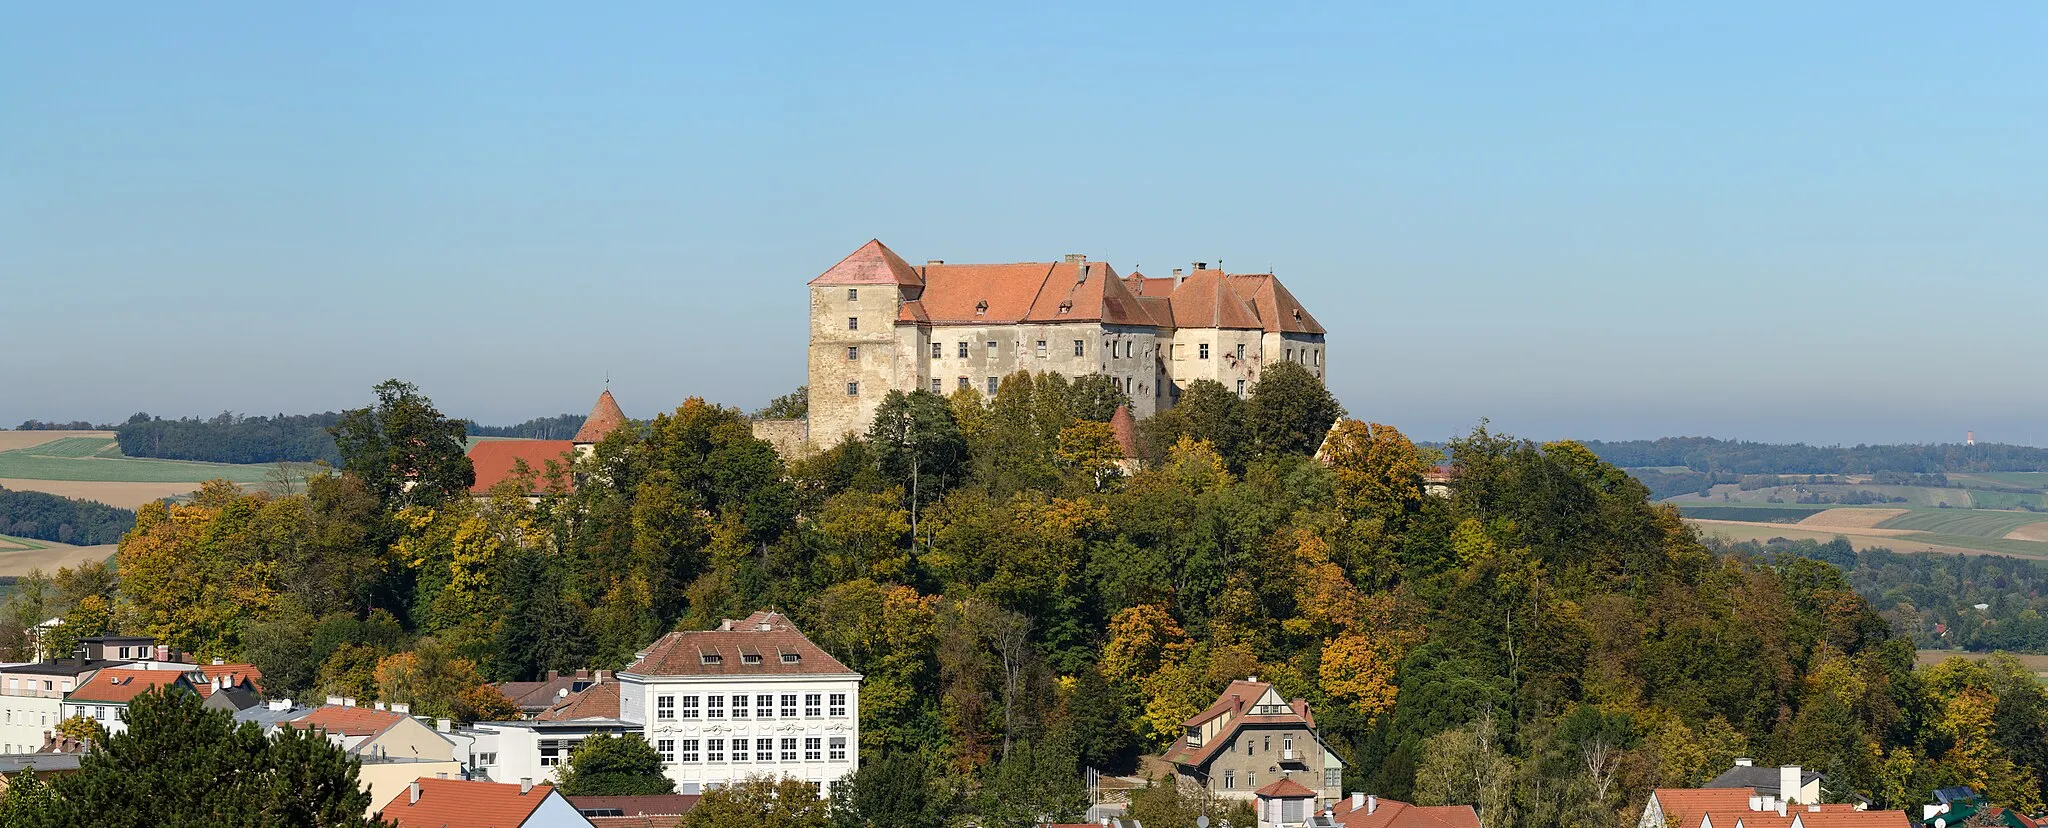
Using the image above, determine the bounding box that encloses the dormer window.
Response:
[975,300,987,317]
[701,653,723,665]
[742,654,762,665]
[1057,301,1071,315]
[781,653,801,664]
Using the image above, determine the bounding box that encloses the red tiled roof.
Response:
[467,440,578,495]
[1651,789,1758,827]
[1713,811,1794,828]
[68,668,192,704]
[574,390,628,443]
[289,705,409,738]
[1794,811,1911,827]
[537,680,621,721]
[377,777,556,828]
[1254,777,1317,798]
[198,663,262,692]
[1225,273,1326,335]
[809,239,924,287]
[624,612,855,678]
[910,259,1158,327]
[1162,680,1318,769]
[1169,270,1264,330]
[565,794,700,816]
[1110,406,1138,460]
[1326,796,1481,828]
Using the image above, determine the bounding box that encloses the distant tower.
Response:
[1966,430,1976,446]
[573,389,628,459]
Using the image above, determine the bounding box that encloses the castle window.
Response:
[1237,379,1246,397]
[958,342,968,358]
[846,346,858,360]
[1236,343,1246,360]
[987,340,997,355]
[1073,340,1084,357]
[846,382,859,396]
[975,302,987,316]
[958,376,970,391]
[1036,340,1047,358]
[987,377,998,394]
[847,288,858,302]
[932,379,942,393]
[1224,770,1235,789]
[847,317,858,331]
[1287,347,1295,362]
[1199,344,1210,359]
[932,342,942,358]
[1314,349,1321,366]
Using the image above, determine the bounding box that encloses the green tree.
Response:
[488,547,591,682]
[554,733,676,796]
[0,769,58,822]
[1141,380,1248,467]
[22,687,378,827]
[866,390,969,520]
[682,775,830,828]
[973,738,1087,828]
[755,386,809,419]
[829,754,941,828]
[330,379,474,509]
[1244,361,1343,457]
[1126,777,1255,828]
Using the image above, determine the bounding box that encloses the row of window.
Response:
[3,677,67,692]
[62,705,119,722]
[656,736,847,763]
[1179,343,1322,365]
[1,711,50,726]
[1217,768,1343,790]
[655,693,847,721]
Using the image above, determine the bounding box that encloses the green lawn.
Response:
[0,535,56,551]
[1877,509,2048,538]
[0,437,278,483]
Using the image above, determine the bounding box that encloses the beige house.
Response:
[1163,679,1343,805]
[286,703,463,813]
[802,240,1328,446]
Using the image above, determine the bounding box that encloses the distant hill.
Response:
[105,411,587,465]
[1584,436,2048,475]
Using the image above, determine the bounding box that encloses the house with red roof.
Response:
[61,667,201,735]
[467,389,630,498]
[804,239,1328,446]
[287,701,466,812]
[1164,678,1344,805]
[1318,793,1481,827]
[1636,783,1909,828]
[378,776,591,828]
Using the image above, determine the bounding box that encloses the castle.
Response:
[805,239,1327,446]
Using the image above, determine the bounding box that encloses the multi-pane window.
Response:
[931,378,942,393]
[656,696,675,720]
[732,739,749,761]
[829,693,847,717]
[805,737,823,761]
[758,738,776,761]
[1237,343,1247,359]
[540,740,568,766]
[932,342,942,358]
[780,738,798,762]
[847,288,858,302]
[731,695,749,719]
[708,738,725,762]
[986,340,997,355]
[829,736,847,760]
[957,376,969,391]
[757,694,774,718]
[1073,339,1085,356]
[804,693,822,717]
[1199,343,1210,359]
[680,696,700,719]
[707,696,724,718]
[1325,768,1342,787]
[846,381,859,396]
[847,317,858,330]
[846,346,858,360]
[1286,347,1294,362]
[986,377,998,394]
[657,739,675,763]
[780,694,798,718]
[1237,379,1246,397]
[1035,340,1047,357]
[680,739,700,763]
[1224,770,1235,789]
[1283,734,1294,752]
[958,342,968,358]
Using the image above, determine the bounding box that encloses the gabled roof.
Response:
[1706,766,1824,797]
[1162,680,1319,769]
[1652,789,1759,828]
[809,239,924,287]
[1255,777,1318,798]
[537,680,622,722]
[1325,796,1481,828]
[1170,270,1265,330]
[66,668,192,704]
[467,440,578,495]
[1226,273,1326,335]
[574,390,629,444]
[289,705,409,738]
[377,777,560,828]
[624,612,856,678]
[197,663,263,692]
[1793,812,1910,827]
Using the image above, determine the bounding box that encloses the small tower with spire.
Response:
[573,389,629,459]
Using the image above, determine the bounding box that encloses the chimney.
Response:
[1368,795,1378,815]
[343,697,356,708]
[375,702,387,711]
[392,703,409,714]
[154,645,169,661]
[1079,263,1090,283]
[1734,757,1753,767]
[1193,262,1207,270]
[519,777,534,794]
[1780,765,1802,804]
[1749,795,1763,811]
[575,668,589,679]
[1761,796,1777,813]
[1776,800,1787,817]
[1351,793,1364,810]
[325,696,344,707]
[211,657,224,666]
[409,780,421,804]
[1064,253,1086,264]
[926,259,944,266]
[547,670,559,681]
[437,718,452,733]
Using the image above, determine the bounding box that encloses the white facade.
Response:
[616,672,860,795]
[467,720,629,785]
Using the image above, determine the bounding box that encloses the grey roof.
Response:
[0,754,82,774]
[3,659,125,676]
[1703,765,1823,795]
[234,704,314,728]
[202,686,262,712]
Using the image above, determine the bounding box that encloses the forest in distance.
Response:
[6,369,2048,827]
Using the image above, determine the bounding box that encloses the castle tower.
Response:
[572,388,628,459]
[807,240,922,444]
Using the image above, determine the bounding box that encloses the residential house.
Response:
[62,667,200,736]
[287,702,464,811]
[566,794,699,827]
[1637,785,1908,828]
[469,675,632,784]
[1315,793,1481,827]
[1163,679,1343,803]
[1256,777,1322,828]
[1921,787,2040,828]
[617,611,862,794]
[0,635,200,753]
[1705,761,1825,806]
[498,669,607,717]
[0,753,82,793]
[377,776,592,828]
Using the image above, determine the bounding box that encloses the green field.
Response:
[1876,510,2048,538]
[1950,472,2048,490]
[1675,506,1829,523]
[0,436,278,483]
[1962,490,2048,511]
[1675,483,1974,508]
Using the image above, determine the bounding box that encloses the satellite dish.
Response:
[1196,816,1210,828]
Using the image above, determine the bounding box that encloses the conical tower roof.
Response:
[808,239,924,287]
[573,389,628,443]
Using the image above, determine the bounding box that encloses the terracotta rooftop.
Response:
[1326,795,1481,828]
[67,668,193,704]
[1163,679,1317,769]
[1110,405,1138,460]
[574,390,628,444]
[377,777,557,828]
[1254,777,1318,798]
[537,679,622,722]
[566,794,700,816]
[289,705,409,738]
[1794,811,1911,827]
[197,663,263,692]
[809,239,924,287]
[467,439,578,495]
[1651,789,1759,827]
[499,669,603,713]
[624,612,856,678]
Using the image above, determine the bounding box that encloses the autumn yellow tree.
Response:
[117,480,286,657]
[1322,420,1431,519]
[1054,420,1127,491]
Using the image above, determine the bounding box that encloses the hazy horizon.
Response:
[5,4,2043,447]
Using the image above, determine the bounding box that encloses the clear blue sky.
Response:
[3,3,2042,445]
